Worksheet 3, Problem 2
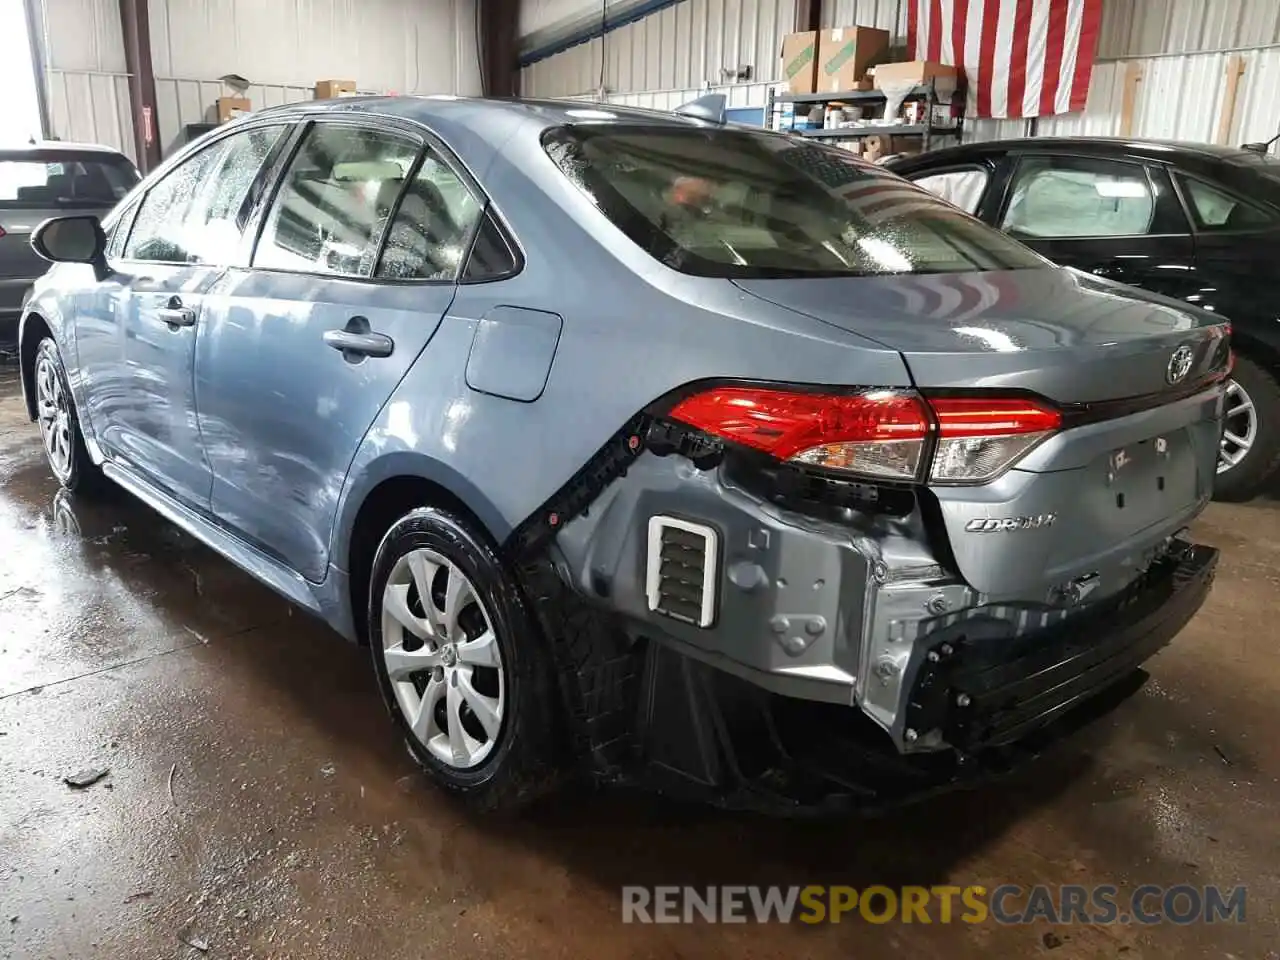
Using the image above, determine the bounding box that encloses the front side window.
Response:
[1179,175,1275,231]
[0,153,138,209]
[1001,156,1155,239]
[124,125,286,264]
[543,125,1042,279]
[376,150,482,280]
[124,145,224,262]
[912,168,990,215]
[255,124,419,277]
[106,197,141,259]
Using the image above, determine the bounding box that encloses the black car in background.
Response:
[890,138,1280,501]
[0,142,139,352]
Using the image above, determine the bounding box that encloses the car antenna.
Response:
[1241,131,1280,154]
[674,93,727,125]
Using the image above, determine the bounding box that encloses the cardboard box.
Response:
[779,32,818,94]
[314,79,357,99]
[873,60,959,88]
[816,26,889,93]
[215,96,251,123]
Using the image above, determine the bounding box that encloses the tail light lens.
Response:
[928,397,1061,484]
[667,386,1061,486]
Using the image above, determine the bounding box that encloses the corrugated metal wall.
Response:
[522,0,795,97]
[32,0,482,162]
[519,0,1280,150]
[820,0,906,40]
[35,0,135,158]
[1099,0,1280,59]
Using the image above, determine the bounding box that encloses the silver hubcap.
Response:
[35,354,73,479]
[1218,378,1257,474]
[380,548,505,770]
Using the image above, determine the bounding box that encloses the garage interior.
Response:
[3,0,1280,957]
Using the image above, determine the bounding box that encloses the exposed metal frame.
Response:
[118,0,161,171]
[481,0,520,96]
[22,0,50,139]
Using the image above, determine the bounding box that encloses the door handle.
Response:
[324,316,394,361]
[156,295,196,328]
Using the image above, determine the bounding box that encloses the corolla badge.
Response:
[965,514,1057,533]
[1166,344,1195,385]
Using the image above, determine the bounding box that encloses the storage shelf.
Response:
[765,76,964,154]
[790,124,962,139]
[777,85,938,104]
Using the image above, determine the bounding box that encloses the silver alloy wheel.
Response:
[1218,377,1257,474]
[380,548,505,769]
[35,352,73,479]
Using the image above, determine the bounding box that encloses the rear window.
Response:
[0,155,139,209]
[543,125,1044,279]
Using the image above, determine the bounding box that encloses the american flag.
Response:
[907,0,1104,119]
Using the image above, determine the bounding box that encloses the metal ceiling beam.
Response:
[118,0,161,170]
[480,0,520,97]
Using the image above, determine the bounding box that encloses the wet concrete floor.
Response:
[0,364,1278,959]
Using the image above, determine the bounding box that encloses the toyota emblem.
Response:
[1166,344,1195,385]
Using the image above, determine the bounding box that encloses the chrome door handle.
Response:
[323,329,394,359]
[157,306,196,327]
[324,316,394,361]
[156,295,196,328]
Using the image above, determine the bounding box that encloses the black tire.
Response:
[1214,353,1280,503]
[367,507,561,811]
[33,337,104,495]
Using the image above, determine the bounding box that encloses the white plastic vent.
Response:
[645,516,719,628]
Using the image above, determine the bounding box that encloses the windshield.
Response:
[0,154,139,209]
[543,125,1044,279]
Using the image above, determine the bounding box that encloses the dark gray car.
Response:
[0,142,138,349]
[17,96,1227,813]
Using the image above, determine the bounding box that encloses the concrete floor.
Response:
[1,365,1278,960]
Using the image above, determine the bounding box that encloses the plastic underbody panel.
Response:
[522,394,1221,813]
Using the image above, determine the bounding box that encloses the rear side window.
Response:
[461,212,520,282]
[1001,156,1156,238]
[1179,175,1275,231]
[543,125,1042,279]
[911,168,989,215]
[0,154,138,208]
[376,150,482,281]
[254,124,419,277]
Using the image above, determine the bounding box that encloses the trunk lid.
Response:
[735,267,1227,600]
[733,267,1227,404]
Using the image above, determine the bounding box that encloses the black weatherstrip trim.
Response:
[504,415,651,560]
[1057,375,1225,428]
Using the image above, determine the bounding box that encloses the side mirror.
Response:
[31,215,109,281]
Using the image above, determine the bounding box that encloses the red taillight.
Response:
[668,386,1061,485]
[0,226,6,239]
[667,387,931,480]
[928,397,1061,484]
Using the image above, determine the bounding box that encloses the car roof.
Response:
[891,136,1277,172]
[0,139,130,157]
[249,94,709,144]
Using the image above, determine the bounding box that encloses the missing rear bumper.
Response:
[903,541,1217,751]
[627,540,1217,815]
